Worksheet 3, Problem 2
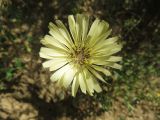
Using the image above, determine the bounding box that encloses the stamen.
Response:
[70,47,90,65]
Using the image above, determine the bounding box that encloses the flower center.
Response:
[71,48,90,65]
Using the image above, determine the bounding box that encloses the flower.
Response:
[39,14,122,96]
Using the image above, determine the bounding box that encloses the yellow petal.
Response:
[92,65,111,76]
[41,35,69,51]
[63,69,75,88]
[91,44,122,56]
[87,66,106,83]
[39,52,55,59]
[87,19,100,38]
[78,72,87,94]
[91,56,122,63]
[75,14,82,43]
[83,69,94,95]
[40,47,67,57]
[105,63,122,70]
[106,56,122,62]
[72,76,79,97]
[92,36,118,51]
[74,14,90,47]
[91,29,112,48]
[81,14,89,41]
[50,64,71,82]
[42,58,65,68]
[92,78,102,93]
[49,22,72,48]
[55,20,74,45]
[68,15,78,45]
[106,45,122,56]
[87,20,109,47]
[49,61,69,71]
[90,58,122,70]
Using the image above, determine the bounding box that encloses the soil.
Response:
[0,53,158,120]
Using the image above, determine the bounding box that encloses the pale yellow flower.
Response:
[39,14,122,96]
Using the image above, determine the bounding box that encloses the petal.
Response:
[87,20,110,47]
[92,78,102,93]
[90,58,122,70]
[81,69,93,95]
[91,65,112,76]
[78,72,87,94]
[41,35,69,52]
[91,56,122,63]
[91,29,112,48]
[55,20,74,45]
[49,22,72,48]
[91,44,122,56]
[58,28,74,49]
[92,36,118,52]
[106,56,122,62]
[49,61,69,71]
[81,15,89,41]
[89,58,109,65]
[75,14,81,43]
[104,44,122,56]
[104,36,119,45]
[39,52,55,59]
[42,58,66,68]
[40,47,67,57]
[87,19,100,38]
[105,63,122,70]
[72,75,79,97]
[86,79,94,95]
[84,68,102,93]
[75,14,89,46]
[63,67,76,88]
[68,15,78,45]
[87,66,106,83]
[50,64,71,82]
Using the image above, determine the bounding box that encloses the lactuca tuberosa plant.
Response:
[39,14,122,97]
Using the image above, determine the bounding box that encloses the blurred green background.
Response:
[0,0,160,120]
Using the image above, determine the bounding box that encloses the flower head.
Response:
[39,14,122,96]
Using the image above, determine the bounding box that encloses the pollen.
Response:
[71,47,90,65]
